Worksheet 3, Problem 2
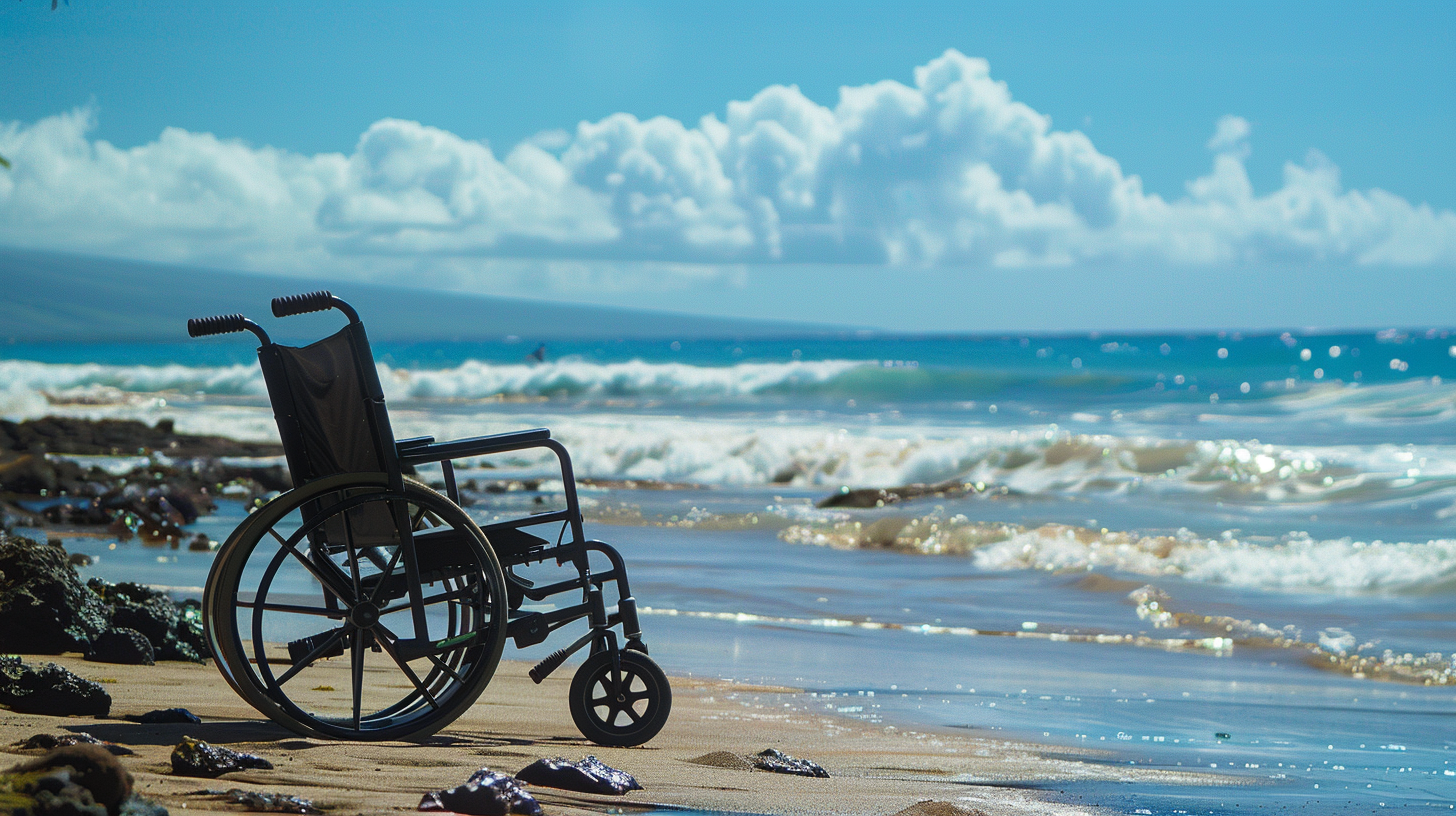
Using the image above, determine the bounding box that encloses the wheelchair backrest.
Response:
[257,322,395,486]
[257,322,403,550]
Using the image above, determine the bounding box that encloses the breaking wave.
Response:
[0,355,1161,406]
[4,358,1455,509]
[380,358,871,400]
[780,515,1456,593]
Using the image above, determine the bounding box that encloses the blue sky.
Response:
[2,1,1453,331]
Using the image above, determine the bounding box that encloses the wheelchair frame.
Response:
[188,290,670,744]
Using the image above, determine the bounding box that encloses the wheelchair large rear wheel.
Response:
[205,473,507,741]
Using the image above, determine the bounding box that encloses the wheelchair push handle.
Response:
[272,290,361,323]
[187,314,271,345]
[272,290,334,317]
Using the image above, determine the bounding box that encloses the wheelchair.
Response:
[187,291,670,744]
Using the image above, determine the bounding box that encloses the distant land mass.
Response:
[0,247,841,343]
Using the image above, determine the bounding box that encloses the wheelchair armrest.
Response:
[397,428,552,465]
[395,436,436,454]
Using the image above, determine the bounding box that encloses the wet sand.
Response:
[0,655,1233,816]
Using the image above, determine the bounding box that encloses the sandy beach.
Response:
[0,655,1237,816]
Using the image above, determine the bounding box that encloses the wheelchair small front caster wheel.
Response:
[569,648,671,746]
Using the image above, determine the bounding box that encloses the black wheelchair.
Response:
[187,291,670,744]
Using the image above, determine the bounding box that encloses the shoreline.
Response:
[0,655,1239,816]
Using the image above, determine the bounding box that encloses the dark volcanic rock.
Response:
[15,733,134,756]
[0,656,111,717]
[173,600,208,659]
[0,533,110,654]
[0,453,88,496]
[108,597,176,650]
[138,708,200,725]
[88,580,205,663]
[3,743,134,816]
[0,536,207,665]
[86,628,156,666]
[751,748,829,778]
[169,737,272,779]
[0,417,280,459]
[418,769,540,816]
[816,480,997,509]
[216,788,322,814]
[514,755,642,795]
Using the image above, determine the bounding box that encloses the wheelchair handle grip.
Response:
[188,313,249,337]
[272,290,335,318]
[188,314,270,344]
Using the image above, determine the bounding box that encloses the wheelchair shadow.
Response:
[69,720,295,747]
[68,722,605,750]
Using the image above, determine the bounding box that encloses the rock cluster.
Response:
[86,628,155,666]
[0,417,279,459]
[0,417,291,544]
[0,657,111,717]
[0,533,208,663]
[0,533,110,653]
[87,580,207,663]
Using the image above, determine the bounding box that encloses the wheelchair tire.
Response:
[569,648,672,747]
[205,473,507,741]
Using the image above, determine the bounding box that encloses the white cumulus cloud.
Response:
[1207,114,1253,159]
[1,50,1453,273]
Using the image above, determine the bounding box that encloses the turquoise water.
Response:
[6,327,1456,813]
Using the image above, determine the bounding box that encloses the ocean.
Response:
[5,327,1455,813]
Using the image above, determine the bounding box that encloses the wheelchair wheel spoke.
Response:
[416,648,467,688]
[266,526,354,603]
[379,586,476,616]
[374,625,440,710]
[343,513,363,600]
[350,632,365,731]
[235,600,343,618]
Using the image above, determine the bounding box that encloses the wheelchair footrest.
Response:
[528,630,597,684]
[391,632,483,662]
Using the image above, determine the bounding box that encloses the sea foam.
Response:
[780,515,1456,593]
